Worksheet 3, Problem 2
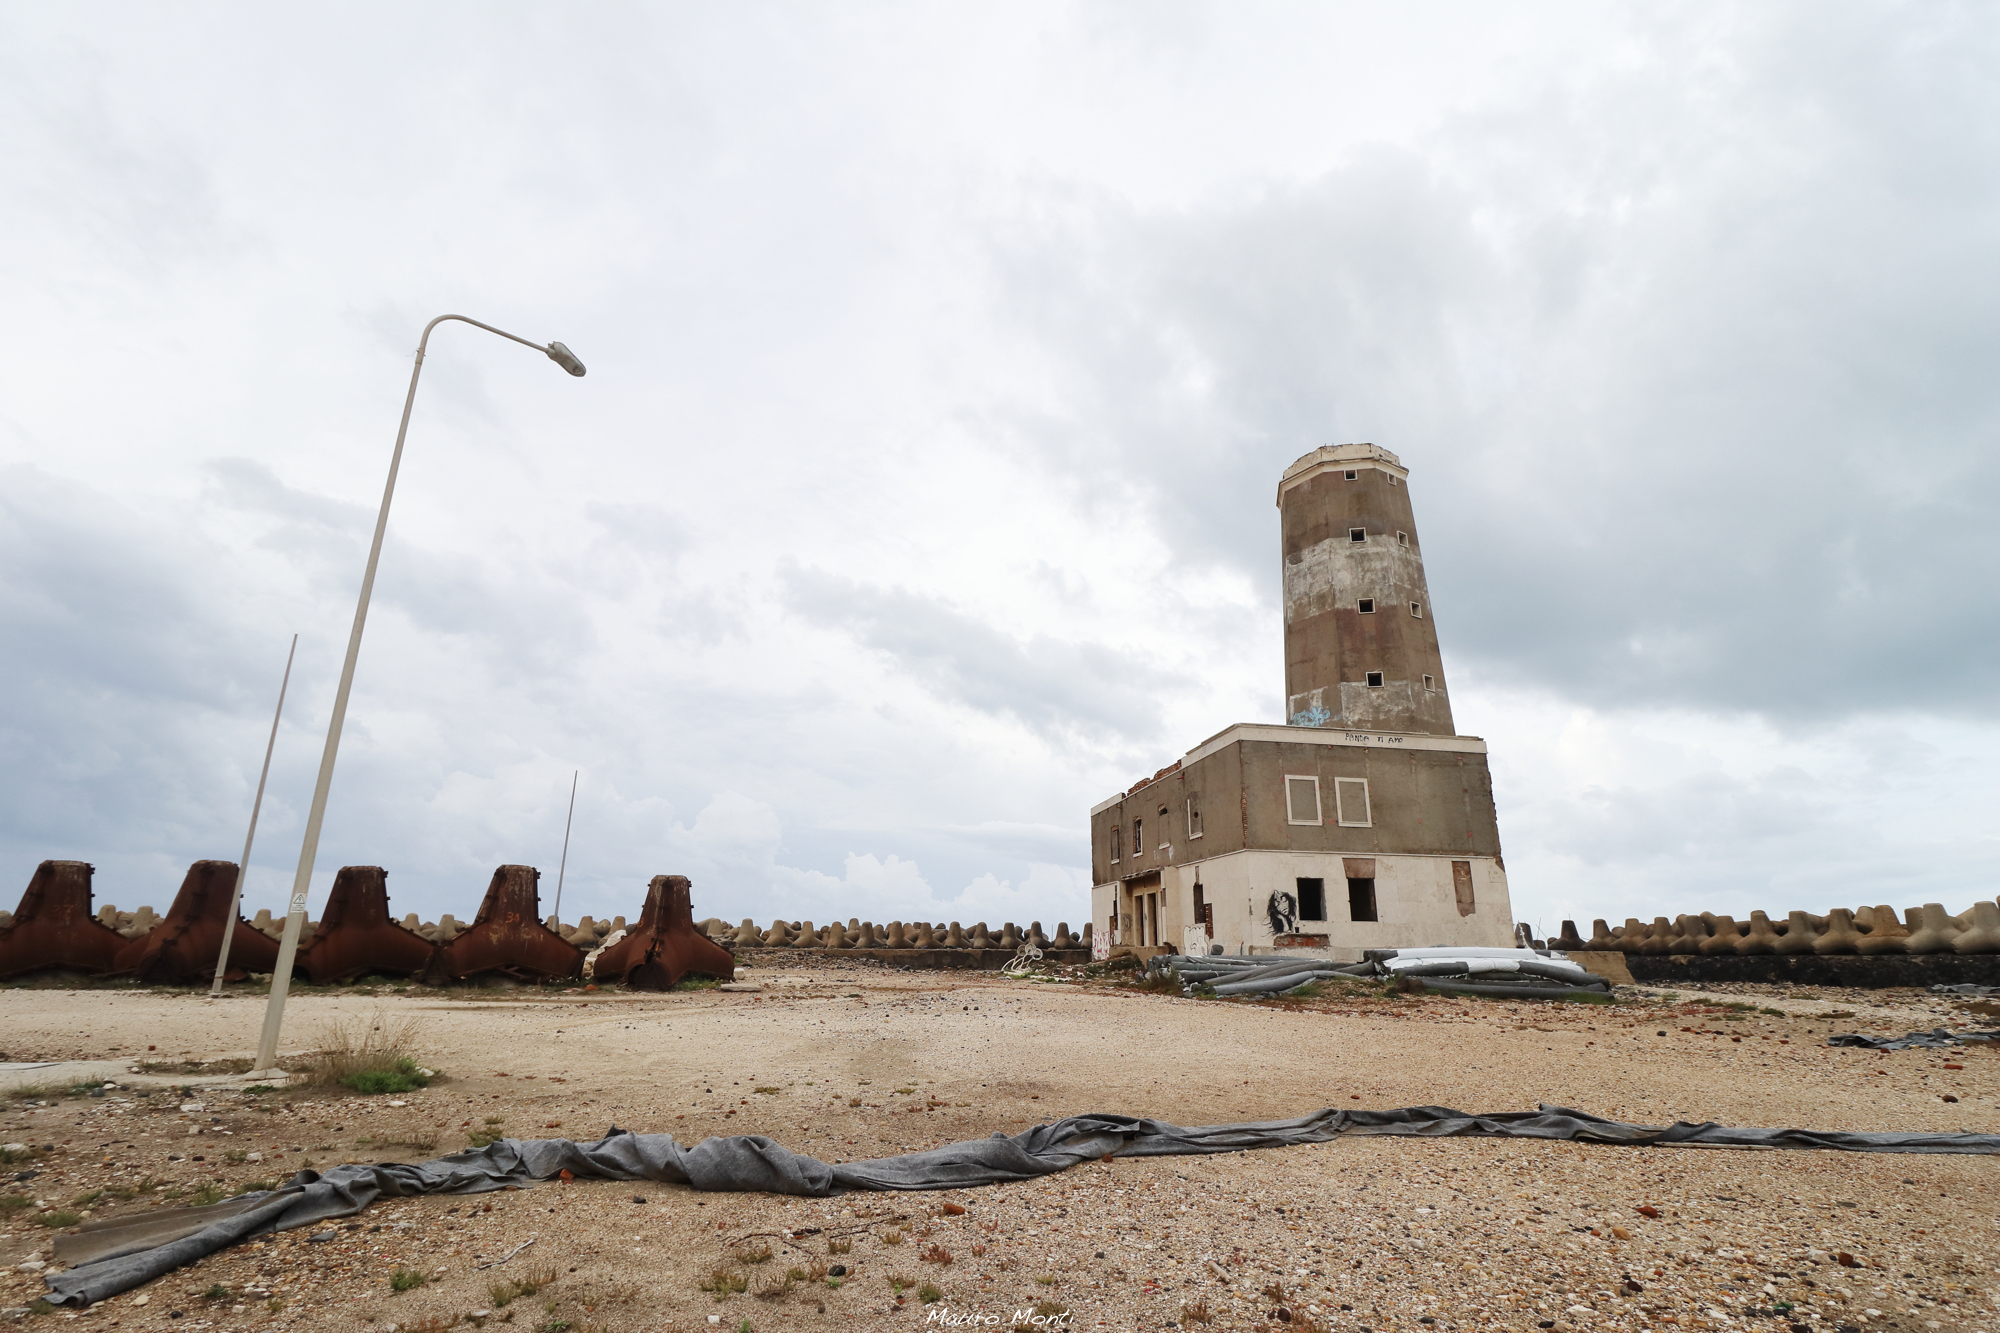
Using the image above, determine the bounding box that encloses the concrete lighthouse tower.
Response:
[1278,443,1453,735]
[1086,439,1510,957]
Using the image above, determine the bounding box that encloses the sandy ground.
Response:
[0,964,1995,1333]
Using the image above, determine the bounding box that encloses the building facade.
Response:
[1089,444,1514,957]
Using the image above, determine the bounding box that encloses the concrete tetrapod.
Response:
[1697,916,1743,956]
[0,860,129,980]
[1856,905,1909,956]
[1904,904,1962,955]
[1773,911,1820,955]
[1813,908,1866,955]
[590,874,736,991]
[1737,911,1782,955]
[436,866,584,984]
[1638,918,1674,956]
[1954,901,2000,954]
[109,861,279,984]
[1665,916,1707,954]
[295,866,440,985]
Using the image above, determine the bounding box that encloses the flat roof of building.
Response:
[1092,722,1488,814]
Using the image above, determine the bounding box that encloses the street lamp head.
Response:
[545,341,587,377]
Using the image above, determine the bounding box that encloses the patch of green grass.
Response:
[242,1084,281,1095]
[37,1210,81,1228]
[232,1180,276,1197]
[68,1189,105,1208]
[674,976,724,991]
[188,1184,224,1206]
[752,1086,780,1095]
[918,1281,943,1304]
[1759,1007,1787,1017]
[466,1128,505,1148]
[389,1267,428,1293]
[341,1057,433,1095]
[0,1194,33,1216]
[203,1284,232,1302]
[224,1149,248,1164]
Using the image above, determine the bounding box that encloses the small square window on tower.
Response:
[1387,474,1399,485]
[1343,469,1358,481]
[1348,527,1366,543]
[1422,674,1436,692]
[1396,531,1409,546]
[1410,601,1422,617]
[1365,671,1384,687]
[1357,598,1375,614]
[1284,774,1322,825]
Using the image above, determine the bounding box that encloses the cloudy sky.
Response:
[3,2,1996,937]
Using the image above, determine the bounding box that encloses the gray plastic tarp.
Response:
[45,1103,2000,1308]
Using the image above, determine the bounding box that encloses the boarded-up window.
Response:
[1285,775,1321,824]
[1334,777,1372,827]
[1452,860,1475,916]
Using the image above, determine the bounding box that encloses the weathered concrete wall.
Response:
[1090,728,1503,885]
[1278,444,1453,735]
[1092,851,1513,957]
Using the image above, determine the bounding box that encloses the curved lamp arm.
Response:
[253,316,585,1073]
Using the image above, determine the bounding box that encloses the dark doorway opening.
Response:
[1347,877,1378,922]
[1296,877,1325,922]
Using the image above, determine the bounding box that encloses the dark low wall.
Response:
[1624,952,2000,989]
[735,947,1092,971]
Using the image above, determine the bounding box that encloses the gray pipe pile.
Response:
[1146,946,1610,999]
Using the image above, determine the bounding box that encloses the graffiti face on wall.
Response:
[1267,891,1297,937]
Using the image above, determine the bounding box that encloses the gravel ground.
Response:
[0,967,1993,1333]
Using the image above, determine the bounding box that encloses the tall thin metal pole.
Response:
[251,314,585,1075]
[550,770,578,927]
[210,633,298,998]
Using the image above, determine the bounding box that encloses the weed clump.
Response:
[306,1013,436,1094]
[389,1267,428,1293]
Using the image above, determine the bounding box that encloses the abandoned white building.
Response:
[1090,443,1516,957]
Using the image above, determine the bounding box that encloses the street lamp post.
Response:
[251,315,585,1074]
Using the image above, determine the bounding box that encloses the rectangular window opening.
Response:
[1347,877,1378,922]
[1343,469,1358,481]
[1422,674,1436,692]
[1296,877,1326,922]
[1364,670,1384,688]
[1387,474,1399,486]
[1284,774,1322,825]
[1410,602,1422,617]
[1348,527,1366,543]
[1357,598,1375,614]
[1187,795,1203,839]
[1335,776,1373,827]
[1396,531,1409,547]
[1110,825,1121,863]
[1132,818,1143,861]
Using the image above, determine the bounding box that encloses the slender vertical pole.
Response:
[252,340,430,1074]
[210,634,298,998]
[551,770,578,927]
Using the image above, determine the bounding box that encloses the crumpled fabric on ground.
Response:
[1825,1028,2000,1050]
[44,1102,2000,1308]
